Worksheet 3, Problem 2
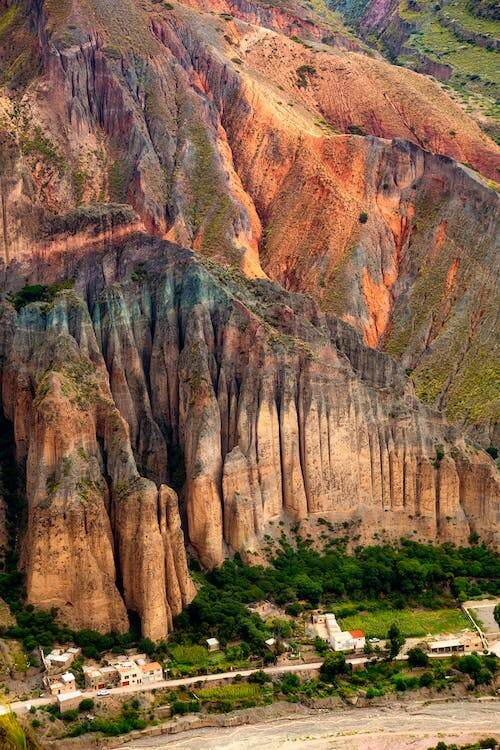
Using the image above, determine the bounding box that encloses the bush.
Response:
[171,700,200,716]
[419,671,434,687]
[280,673,300,694]
[61,709,79,722]
[358,212,368,224]
[78,698,94,712]
[248,670,269,685]
[320,652,348,682]
[407,647,429,668]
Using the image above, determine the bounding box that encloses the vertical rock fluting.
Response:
[0,290,195,639]
[0,237,498,634]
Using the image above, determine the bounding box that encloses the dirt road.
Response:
[120,699,500,750]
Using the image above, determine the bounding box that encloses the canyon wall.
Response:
[1,236,498,636]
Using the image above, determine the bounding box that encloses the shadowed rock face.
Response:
[1,236,497,635]
[0,0,498,435]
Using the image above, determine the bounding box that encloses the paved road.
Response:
[9,662,324,715]
[119,699,500,750]
[7,651,463,715]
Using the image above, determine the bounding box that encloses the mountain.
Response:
[0,0,498,638]
[330,0,500,144]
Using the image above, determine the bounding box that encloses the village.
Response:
[15,597,495,717]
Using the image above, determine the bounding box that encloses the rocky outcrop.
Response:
[1,236,497,637]
[0,0,498,638]
[0,287,195,639]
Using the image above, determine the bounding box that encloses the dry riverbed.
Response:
[119,699,500,750]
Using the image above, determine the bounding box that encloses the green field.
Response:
[339,607,469,638]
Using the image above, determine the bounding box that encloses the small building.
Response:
[116,661,142,687]
[348,630,366,651]
[428,637,464,654]
[265,637,276,651]
[45,671,76,696]
[42,647,81,674]
[331,629,365,652]
[57,690,82,713]
[206,637,220,653]
[141,662,163,683]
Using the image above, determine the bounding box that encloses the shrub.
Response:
[280,673,300,694]
[171,700,200,715]
[358,212,368,224]
[78,698,94,711]
[407,647,429,668]
[419,671,434,687]
[320,652,348,682]
[61,709,79,722]
[248,670,269,685]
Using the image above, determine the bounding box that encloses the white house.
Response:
[331,629,366,652]
[206,637,220,652]
[140,662,163,683]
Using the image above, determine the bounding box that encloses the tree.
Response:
[494,603,500,627]
[407,647,429,668]
[320,652,348,682]
[280,673,300,694]
[458,653,482,682]
[79,698,94,712]
[387,623,405,660]
[314,636,328,656]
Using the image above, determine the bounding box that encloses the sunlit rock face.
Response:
[1,236,497,636]
[0,0,498,638]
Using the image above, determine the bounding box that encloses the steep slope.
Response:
[0,0,498,639]
[1,233,498,636]
[331,0,500,144]
[0,0,498,438]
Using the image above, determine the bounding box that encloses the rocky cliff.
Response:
[0,0,498,435]
[0,0,498,638]
[0,235,498,636]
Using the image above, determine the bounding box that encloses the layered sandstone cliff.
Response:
[0,235,497,636]
[0,0,498,435]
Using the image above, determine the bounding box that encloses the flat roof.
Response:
[57,690,82,703]
[142,662,162,672]
[430,638,461,649]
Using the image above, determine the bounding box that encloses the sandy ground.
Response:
[120,699,500,750]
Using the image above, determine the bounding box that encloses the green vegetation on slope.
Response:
[174,535,499,648]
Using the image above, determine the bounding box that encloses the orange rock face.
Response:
[1,238,498,638]
[0,0,498,636]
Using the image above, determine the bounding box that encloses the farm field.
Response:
[339,607,469,638]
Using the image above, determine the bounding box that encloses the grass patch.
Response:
[339,607,469,638]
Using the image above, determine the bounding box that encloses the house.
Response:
[311,613,365,652]
[140,662,163,683]
[116,661,143,687]
[42,647,81,674]
[206,637,220,653]
[57,690,82,712]
[265,637,276,650]
[45,671,77,696]
[428,637,464,654]
[331,629,365,652]
[427,631,483,655]
[348,630,366,651]
[82,665,119,690]
[82,667,104,690]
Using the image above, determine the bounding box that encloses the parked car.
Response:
[96,689,110,696]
